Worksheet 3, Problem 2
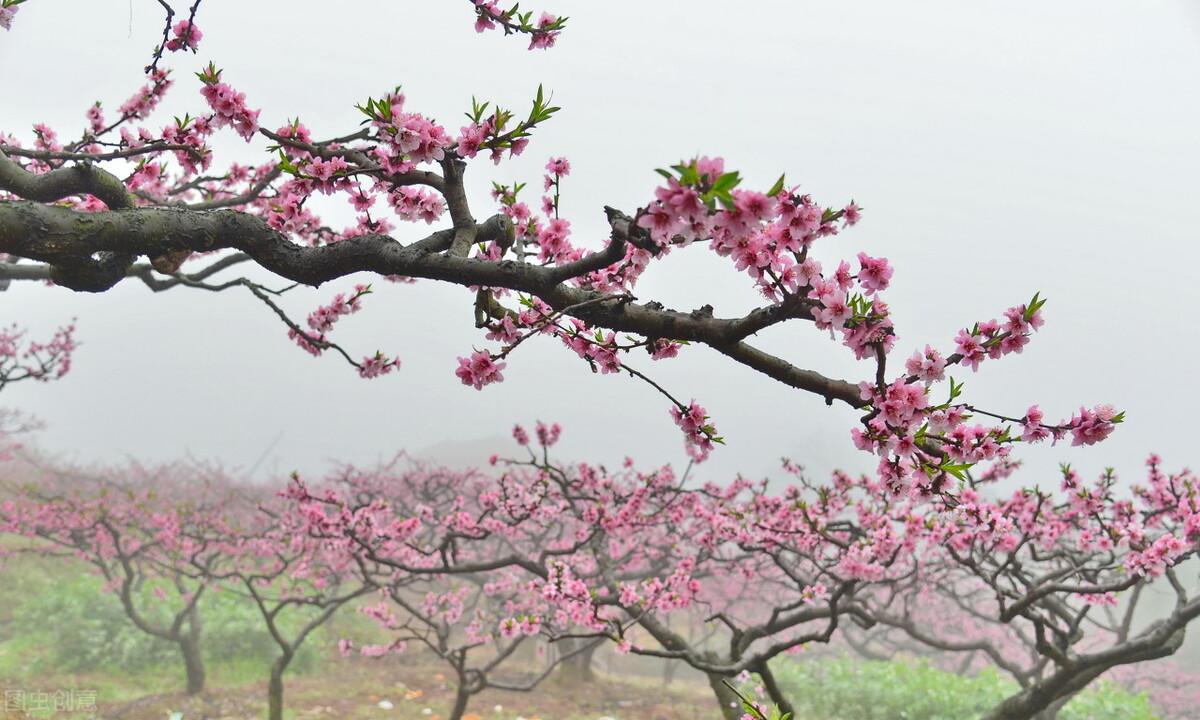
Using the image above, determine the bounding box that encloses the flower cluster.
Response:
[670,401,720,462]
[197,64,260,141]
[388,186,445,224]
[0,3,19,31]
[455,350,506,390]
[0,321,78,392]
[472,1,566,50]
[359,90,450,175]
[118,69,173,121]
[165,19,202,52]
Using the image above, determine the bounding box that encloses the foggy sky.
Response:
[2,0,1198,488]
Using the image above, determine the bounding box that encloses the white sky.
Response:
[2,0,1198,489]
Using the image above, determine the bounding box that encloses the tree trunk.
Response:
[268,653,293,720]
[556,638,597,683]
[179,635,206,695]
[984,684,1087,720]
[982,665,1111,720]
[1031,692,1075,720]
[662,657,678,686]
[705,672,744,720]
[180,604,205,695]
[756,661,796,719]
[447,686,471,720]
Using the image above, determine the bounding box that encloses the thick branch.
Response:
[0,200,862,406]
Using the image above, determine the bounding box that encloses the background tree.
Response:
[192,486,372,720]
[0,460,234,694]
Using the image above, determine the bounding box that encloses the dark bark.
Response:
[981,613,1195,720]
[0,197,862,408]
[447,685,471,720]
[268,652,293,720]
[180,601,205,695]
[179,635,206,696]
[555,637,597,683]
[1031,692,1075,720]
[705,672,744,720]
[755,661,796,719]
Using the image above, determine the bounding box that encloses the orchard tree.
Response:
[851,457,1200,720]
[0,321,76,395]
[188,485,373,720]
[0,459,237,694]
[297,456,606,720]
[715,454,1200,720]
[0,0,1121,479]
[286,425,726,718]
[288,425,911,719]
[292,428,1200,720]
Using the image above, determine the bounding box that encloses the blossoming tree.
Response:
[179,480,373,720]
[289,423,1200,720]
[0,459,236,695]
[285,426,725,719]
[0,321,76,395]
[0,0,1120,477]
[1,4,1183,720]
[849,457,1200,720]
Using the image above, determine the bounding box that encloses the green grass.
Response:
[0,548,324,689]
[745,655,1161,720]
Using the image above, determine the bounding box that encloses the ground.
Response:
[1,657,718,720]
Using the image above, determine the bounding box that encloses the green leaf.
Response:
[767,173,786,196]
[940,462,973,480]
[711,171,742,194]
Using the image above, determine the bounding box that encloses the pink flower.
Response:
[800,582,828,605]
[670,401,716,463]
[198,78,260,142]
[842,201,862,226]
[499,617,520,639]
[474,0,499,32]
[535,421,561,447]
[732,190,773,221]
[85,103,105,134]
[904,345,946,383]
[812,289,852,331]
[389,187,445,224]
[545,157,571,176]
[358,352,398,379]
[165,20,202,52]
[0,5,19,30]
[455,351,506,390]
[1021,405,1050,443]
[649,339,682,360]
[1068,404,1120,446]
[528,13,561,50]
[456,122,487,158]
[118,70,172,120]
[954,328,986,371]
[856,252,893,294]
[636,203,683,246]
